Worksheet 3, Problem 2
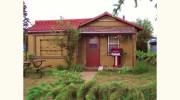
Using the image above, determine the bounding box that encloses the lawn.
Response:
[24,66,156,99]
[24,73,57,99]
[94,67,156,87]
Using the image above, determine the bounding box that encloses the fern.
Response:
[86,86,98,100]
[109,82,128,100]
[77,79,96,99]
[98,84,110,100]
[136,50,156,65]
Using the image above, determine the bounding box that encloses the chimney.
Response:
[123,15,125,20]
[60,16,64,19]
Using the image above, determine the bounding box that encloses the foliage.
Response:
[133,18,153,52]
[48,70,84,85]
[55,64,84,72]
[26,70,84,100]
[113,0,157,16]
[139,82,156,100]
[51,21,81,69]
[117,66,132,74]
[133,61,150,74]
[55,64,67,70]
[27,53,35,60]
[136,50,156,65]
[97,69,117,76]
[77,79,97,100]
[70,64,84,72]
[23,1,31,60]
[23,1,31,32]
[26,69,156,100]
[113,0,125,15]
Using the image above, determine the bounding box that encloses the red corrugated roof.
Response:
[28,12,143,33]
[28,18,91,32]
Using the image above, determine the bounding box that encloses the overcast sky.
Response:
[25,0,157,35]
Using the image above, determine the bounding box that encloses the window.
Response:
[108,36,119,55]
[89,36,98,49]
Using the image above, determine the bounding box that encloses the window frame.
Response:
[107,36,120,55]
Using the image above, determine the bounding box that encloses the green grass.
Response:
[94,66,156,87]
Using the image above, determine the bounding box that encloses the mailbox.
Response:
[111,48,123,68]
[111,48,122,56]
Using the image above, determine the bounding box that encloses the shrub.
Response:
[145,51,156,65]
[136,50,156,65]
[77,79,97,100]
[117,66,132,74]
[70,64,84,72]
[26,70,84,100]
[49,70,84,85]
[133,61,150,74]
[138,82,156,100]
[55,64,67,70]
[27,53,35,60]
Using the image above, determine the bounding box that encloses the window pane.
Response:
[89,44,97,49]
[89,37,97,44]
[109,44,118,53]
[89,36,98,49]
[109,36,118,44]
[108,36,119,54]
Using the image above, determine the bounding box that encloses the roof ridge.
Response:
[35,18,91,22]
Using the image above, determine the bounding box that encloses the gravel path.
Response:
[80,72,97,81]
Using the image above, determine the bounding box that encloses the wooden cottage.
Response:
[27,12,143,68]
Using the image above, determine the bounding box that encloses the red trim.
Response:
[80,12,143,31]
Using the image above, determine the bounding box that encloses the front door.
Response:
[86,36,100,66]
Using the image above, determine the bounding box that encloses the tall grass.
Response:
[69,64,84,72]
[136,50,156,65]
[133,61,150,74]
[117,66,132,74]
[55,64,84,72]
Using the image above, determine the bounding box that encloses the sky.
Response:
[25,0,157,35]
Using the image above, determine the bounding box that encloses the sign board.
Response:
[111,48,122,56]
[111,52,121,56]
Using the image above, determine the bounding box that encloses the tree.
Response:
[132,19,153,52]
[23,1,32,60]
[23,1,31,32]
[51,21,81,68]
[113,0,157,16]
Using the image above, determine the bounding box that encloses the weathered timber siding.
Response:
[77,36,87,66]
[27,33,77,68]
[86,16,130,27]
[99,36,114,67]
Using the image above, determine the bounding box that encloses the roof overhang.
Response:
[27,30,64,33]
[80,26,136,34]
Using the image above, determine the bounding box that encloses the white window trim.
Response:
[108,36,120,55]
